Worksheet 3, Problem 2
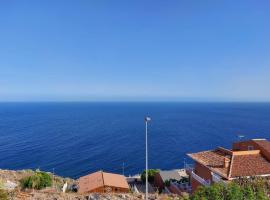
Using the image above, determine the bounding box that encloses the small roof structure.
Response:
[159,169,188,182]
[78,171,129,194]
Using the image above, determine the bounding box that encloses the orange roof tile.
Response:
[188,148,232,178]
[78,171,104,193]
[78,171,129,194]
[188,140,270,179]
[230,154,270,177]
[103,172,129,189]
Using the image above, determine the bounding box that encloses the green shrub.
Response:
[242,185,255,200]
[0,189,8,200]
[140,169,159,183]
[0,179,4,189]
[255,186,268,200]
[226,182,243,200]
[164,180,171,187]
[20,171,52,190]
[191,179,269,200]
[191,183,241,200]
[191,185,208,200]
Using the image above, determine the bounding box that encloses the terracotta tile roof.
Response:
[103,172,129,189]
[78,171,104,193]
[187,148,232,178]
[78,171,129,194]
[230,154,270,177]
[188,141,270,179]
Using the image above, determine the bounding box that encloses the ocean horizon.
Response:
[0,102,270,179]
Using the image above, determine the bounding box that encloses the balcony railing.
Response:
[211,172,227,184]
[185,163,194,173]
[191,171,211,186]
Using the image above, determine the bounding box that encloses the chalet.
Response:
[78,171,129,194]
[187,139,270,193]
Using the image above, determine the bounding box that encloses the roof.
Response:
[188,140,270,179]
[230,154,270,177]
[78,171,129,194]
[78,171,104,193]
[159,169,188,182]
[188,148,232,178]
[102,172,129,189]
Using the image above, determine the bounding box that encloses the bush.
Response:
[0,189,8,200]
[20,171,52,190]
[226,182,243,200]
[242,185,255,200]
[179,177,189,184]
[0,179,4,189]
[164,180,171,187]
[140,169,159,183]
[191,180,269,200]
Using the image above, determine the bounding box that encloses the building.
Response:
[187,139,270,193]
[154,169,190,194]
[78,171,129,194]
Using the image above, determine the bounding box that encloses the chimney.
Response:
[224,157,230,168]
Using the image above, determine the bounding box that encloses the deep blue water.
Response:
[0,102,270,179]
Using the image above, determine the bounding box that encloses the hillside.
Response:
[0,169,183,200]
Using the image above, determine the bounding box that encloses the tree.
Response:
[140,169,159,183]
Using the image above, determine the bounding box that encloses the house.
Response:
[187,139,270,193]
[154,169,189,194]
[78,171,129,194]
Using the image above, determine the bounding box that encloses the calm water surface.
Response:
[0,102,269,178]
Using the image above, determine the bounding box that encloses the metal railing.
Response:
[211,172,227,184]
[184,163,194,172]
[191,171,211,186]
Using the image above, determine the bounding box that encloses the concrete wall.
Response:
[154,173,164,191]
[191,177,202,193]
[233,141,259,151]
[191,162,212,193]
[233,140,270,160]
[168,184,182,195]
[81,186,129,194]
[194,162,212,181]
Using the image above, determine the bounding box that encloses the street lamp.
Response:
[145,116,151,200]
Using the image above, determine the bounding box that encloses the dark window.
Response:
[248,146,254,151]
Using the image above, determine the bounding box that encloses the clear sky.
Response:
[0,1,270,102]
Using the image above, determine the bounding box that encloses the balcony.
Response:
[191,171,211,186]
[184,163,194,174]
[211,172,227,184]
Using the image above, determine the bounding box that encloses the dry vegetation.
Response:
[0,169,184,200]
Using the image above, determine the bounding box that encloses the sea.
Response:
[0,102,269,179]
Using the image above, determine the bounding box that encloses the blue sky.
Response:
[0,1,270,101]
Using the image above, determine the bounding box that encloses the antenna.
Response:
[122,162,125,176]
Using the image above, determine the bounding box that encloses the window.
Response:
[248,146,254,151]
